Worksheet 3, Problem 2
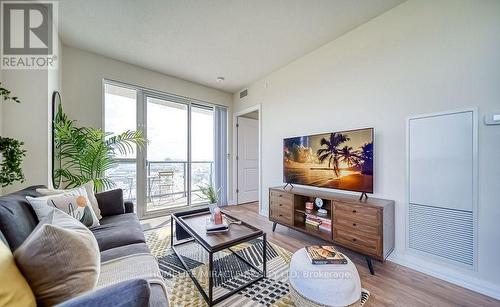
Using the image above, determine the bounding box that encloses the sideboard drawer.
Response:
[334,227,381,258]
[270,208,292,225]
[270,190,293,201]
[334,218,381,236]
[334,202,381,226]
[269,198,293,210]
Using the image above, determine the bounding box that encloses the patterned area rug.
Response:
[145,226,369,306]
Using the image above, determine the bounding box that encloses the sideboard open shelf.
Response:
[269,186,395,274]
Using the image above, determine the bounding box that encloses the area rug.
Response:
[145,226,370,306]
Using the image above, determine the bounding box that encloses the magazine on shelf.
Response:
[305,213,332,232]
[318,223,332,232]
[305,219,321,227]
[305,246,348,264]
[305,213,331,224]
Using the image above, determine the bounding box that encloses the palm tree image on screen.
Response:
[283,128,373,193]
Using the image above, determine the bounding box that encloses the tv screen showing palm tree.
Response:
[283,128,373,193]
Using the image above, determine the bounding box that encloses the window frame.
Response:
[102,78,227,219]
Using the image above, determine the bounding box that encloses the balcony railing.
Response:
[106,159,214,209]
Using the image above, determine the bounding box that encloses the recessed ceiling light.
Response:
[216,77,225,83]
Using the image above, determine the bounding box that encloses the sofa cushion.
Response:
[0,241,36,307]
[91,213,145,251]
[56,279,151,307]
[27,188,100,228]
[100,242,151,263]
[14,209,100,306]
[150,284,169,307]
[37,181,102,220]
[95,189,125,217]
[0,186,43,251]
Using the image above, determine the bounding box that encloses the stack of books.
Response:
[305,213,332,233]
[205,217,229,234]
[305,246,348,264]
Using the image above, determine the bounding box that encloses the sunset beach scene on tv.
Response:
[283,128,373,193]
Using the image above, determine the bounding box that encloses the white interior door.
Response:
[237,117,259,204]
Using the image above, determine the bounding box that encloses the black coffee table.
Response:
[171,208,267,306]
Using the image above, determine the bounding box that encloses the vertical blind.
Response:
[214,106,228,205]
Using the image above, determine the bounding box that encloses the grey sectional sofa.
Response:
[0,186,168,306]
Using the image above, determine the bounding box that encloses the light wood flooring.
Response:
[222,202,499,307]
[141,202,499,306]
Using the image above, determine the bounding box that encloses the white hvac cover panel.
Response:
[409,111,473,211]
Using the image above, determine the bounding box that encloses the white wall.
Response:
[233,0,500,298]
[61,45,235,200]
[61,45,232,128]
[0,35,62,196]
[1,69,51,194]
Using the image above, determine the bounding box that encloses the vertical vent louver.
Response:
[239,89,248,100]
[408,110,476,268]
[409,204,473,265]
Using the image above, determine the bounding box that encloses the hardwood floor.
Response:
[224,202,499,307]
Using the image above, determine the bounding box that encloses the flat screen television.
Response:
[283,128,374,194]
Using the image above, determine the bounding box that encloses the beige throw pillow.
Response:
[36,181,102,219]
[14,209,100,306]
[27,187,100,228]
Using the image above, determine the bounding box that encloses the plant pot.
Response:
[208,203,218,222]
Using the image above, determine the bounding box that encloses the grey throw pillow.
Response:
[14,208,100,306]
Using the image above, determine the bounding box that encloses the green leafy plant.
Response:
[0,82,20,104]
[0,82,25,188]
[54,104,146,191]
[198,184,220,204]
[0,137,26,187]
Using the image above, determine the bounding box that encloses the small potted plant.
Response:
[198,184,221,220]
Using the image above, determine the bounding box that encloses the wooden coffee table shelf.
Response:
[171,208,267,306]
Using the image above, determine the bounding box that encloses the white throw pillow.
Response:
[27,187,100,228]
[36,181,102,219]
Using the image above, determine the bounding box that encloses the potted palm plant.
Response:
[54,104,146,191]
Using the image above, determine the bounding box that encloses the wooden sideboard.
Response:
[269,186,394,274]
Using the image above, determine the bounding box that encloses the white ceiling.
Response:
[59,0,404,93]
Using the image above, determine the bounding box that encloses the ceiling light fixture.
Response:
[216,77,225,83]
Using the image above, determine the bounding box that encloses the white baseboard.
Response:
[388,251,500,300]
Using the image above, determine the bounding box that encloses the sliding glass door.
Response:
[191,105,215,205]
[144,96,189,212]
[104,83,138,210]
[104,81,225,219]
